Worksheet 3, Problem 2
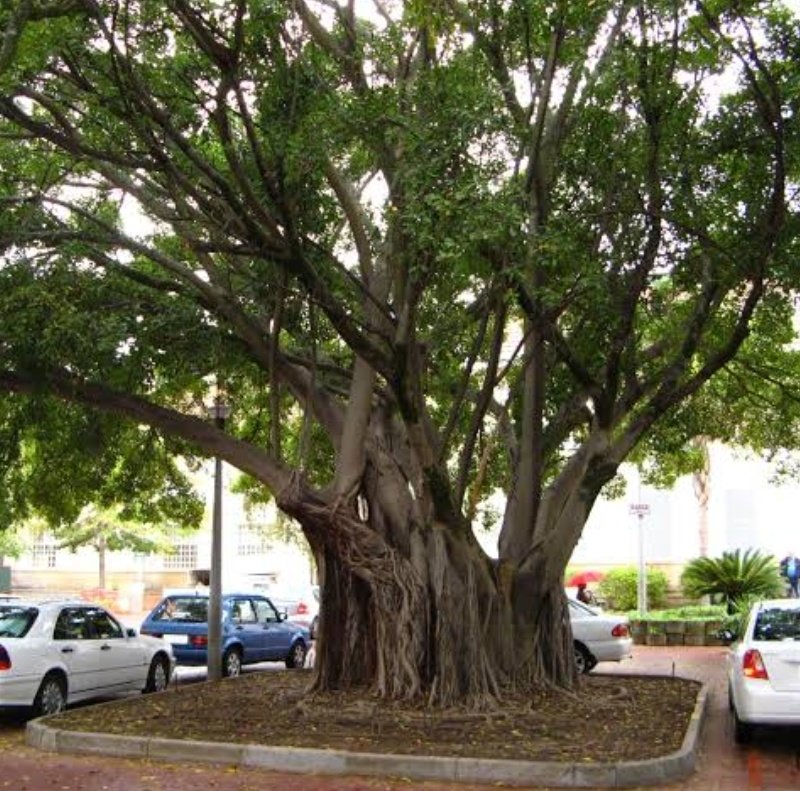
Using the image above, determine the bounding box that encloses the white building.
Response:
[570,443,798,581]
[6,461,314,613]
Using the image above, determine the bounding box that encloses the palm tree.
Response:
[691,437,711,558]
[681,549,784,613]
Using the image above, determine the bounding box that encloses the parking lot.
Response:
[0,645,798,790]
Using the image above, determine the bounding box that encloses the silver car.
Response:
[569,598,633,674]
[727,598,800,743]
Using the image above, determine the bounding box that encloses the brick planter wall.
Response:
[626,618,726,646]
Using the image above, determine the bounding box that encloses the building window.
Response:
[31,543,57,569]
[163,543,198,569]
[237,522,269,556]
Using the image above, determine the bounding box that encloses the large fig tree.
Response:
[0,0,796,704]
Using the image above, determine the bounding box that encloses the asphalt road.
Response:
[0,646,798,791]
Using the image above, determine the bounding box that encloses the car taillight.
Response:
[189,635,208,647]
[0,645,11,671]
[742,649,769,680]
[296,601,309,615]
[611,624,630,638]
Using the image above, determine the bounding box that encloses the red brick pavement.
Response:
[603,646,800,791]
[0,646,798,791]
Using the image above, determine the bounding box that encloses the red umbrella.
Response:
[566,570,604,587]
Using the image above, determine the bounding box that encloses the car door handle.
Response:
[60,647,74,654]
[235,625,244,631]
[100,644,112,651]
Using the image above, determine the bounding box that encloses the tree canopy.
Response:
[0,0,797,704]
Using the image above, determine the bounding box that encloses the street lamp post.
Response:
[207,398,230,682]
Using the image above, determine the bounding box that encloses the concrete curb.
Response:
[26,681,708,788]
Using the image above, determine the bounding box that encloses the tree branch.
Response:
[0,367,292,494]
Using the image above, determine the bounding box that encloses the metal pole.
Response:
[207,450,223,681]
[637,512,648,615]
[206,398,228,682]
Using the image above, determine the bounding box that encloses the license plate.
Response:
[164,633,188,645]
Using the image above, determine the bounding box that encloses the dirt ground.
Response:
[50,670,700,764]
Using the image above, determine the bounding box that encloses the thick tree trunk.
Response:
[692,437,710,557]
[263,392,610,705]
[278,468,581,706]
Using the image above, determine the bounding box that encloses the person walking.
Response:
[779,552,800,598]
[576,583,595,605]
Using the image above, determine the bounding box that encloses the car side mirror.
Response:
[126,627,137,638]
[279,611,287,622]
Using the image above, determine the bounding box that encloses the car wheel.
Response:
[33,673,67,717]
[574,643,594,675]
[222,647,242,678]
[286,640,307,669]
[733,706,753,744]
[144,655,171,693]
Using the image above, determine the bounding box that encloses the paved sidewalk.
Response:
[3,646,799,790]
[602,646,800,791]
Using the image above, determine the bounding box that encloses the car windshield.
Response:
[752,607,800,641]
[0,605,38,637]
[152,597,208,623]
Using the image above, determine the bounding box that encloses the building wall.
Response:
[570,443,799,572]
[5,460,314,611]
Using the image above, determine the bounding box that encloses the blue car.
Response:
[140,592,309,677]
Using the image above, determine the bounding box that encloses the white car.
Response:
[240,577,320,638]
[272,584,320,638]
[0,599,174,717]
[569,598,633,673]
[727,598,800,743]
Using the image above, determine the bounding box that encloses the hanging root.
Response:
[278,488,517,707]
[294,497,429,700]
[514,585,578,691]
[427,528,503,708]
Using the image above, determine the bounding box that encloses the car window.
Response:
[568,601,592,619]
[54,608,92,640]
[254,598,280,624]
[0,606,38,638]
[231,598,257,624]
[752,607,800,641]
[87,608,124,639]
[153,597,208,623]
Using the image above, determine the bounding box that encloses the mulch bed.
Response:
[50,670,701,764]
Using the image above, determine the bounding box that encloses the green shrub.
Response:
[626,605,726,621]
[598,566,669,611]
[680,548,783,614]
